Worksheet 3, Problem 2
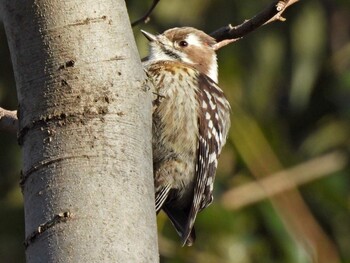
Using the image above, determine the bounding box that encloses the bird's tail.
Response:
[162,205,196,246]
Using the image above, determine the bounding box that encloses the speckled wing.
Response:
[182,73,231,245]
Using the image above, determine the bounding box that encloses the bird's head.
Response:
[142,27,218,82]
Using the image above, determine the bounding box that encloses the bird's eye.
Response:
[178,40,188,47]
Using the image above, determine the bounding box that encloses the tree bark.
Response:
[0,0,158,262]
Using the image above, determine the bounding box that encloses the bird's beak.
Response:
[141,30,157,42]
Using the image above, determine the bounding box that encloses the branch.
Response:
[221,151,347,210]
[0,107,18,134]
[211,0,299,50]
[131,0,161,27]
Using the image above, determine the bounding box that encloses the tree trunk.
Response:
[0,0,158,262]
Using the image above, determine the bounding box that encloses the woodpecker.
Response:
[142,27,231,246]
